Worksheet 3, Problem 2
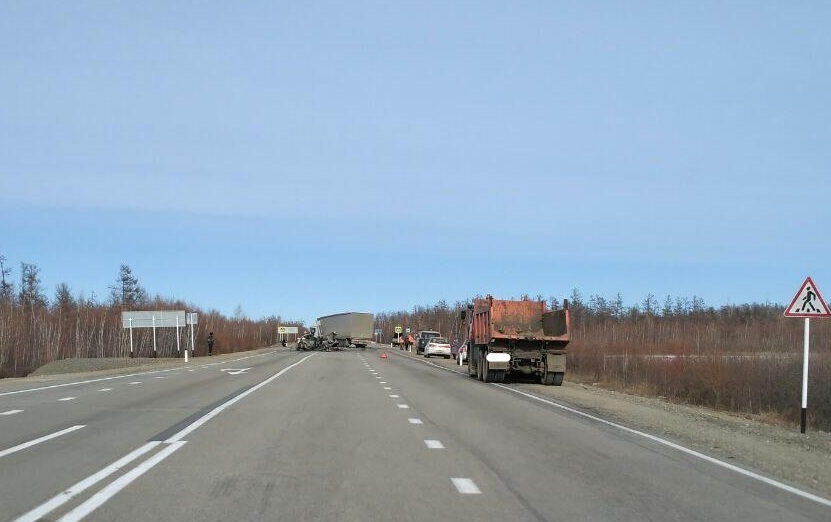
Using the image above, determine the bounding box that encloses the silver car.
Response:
[423,337,451,358]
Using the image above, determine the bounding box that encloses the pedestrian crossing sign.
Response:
[784,277,831,317]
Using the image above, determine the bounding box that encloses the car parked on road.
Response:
[415,330,441,354]
[423,337,452,358]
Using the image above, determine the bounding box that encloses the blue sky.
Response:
[2,1,829,325]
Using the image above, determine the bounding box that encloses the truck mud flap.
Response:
[485,352,510,370]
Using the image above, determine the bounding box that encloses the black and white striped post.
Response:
[784,276,830,434]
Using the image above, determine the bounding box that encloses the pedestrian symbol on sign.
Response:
[800,287,818,313]
[784,277,831,317]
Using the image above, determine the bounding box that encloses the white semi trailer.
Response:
[315,312,374,349]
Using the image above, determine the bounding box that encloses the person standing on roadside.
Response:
[207,332,215,356]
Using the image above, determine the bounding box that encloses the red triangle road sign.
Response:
[784,277,831,318]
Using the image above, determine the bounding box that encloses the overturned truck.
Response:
[465,295,570,385]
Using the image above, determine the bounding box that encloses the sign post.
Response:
[187,313,198,359]
[783,277,831,433]
[121,311,188,359]
[394,326,403,346]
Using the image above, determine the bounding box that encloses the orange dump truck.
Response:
[464,295,570,385]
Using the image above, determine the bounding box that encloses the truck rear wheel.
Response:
[542,372,564,386]
[482,356,496,383]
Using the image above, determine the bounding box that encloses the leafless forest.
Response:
[1,258,829,431]
[0,260,293,378]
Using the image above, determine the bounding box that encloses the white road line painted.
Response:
[0,367,183,397]
[1,409,23,416]
[155,376,165,379]
[14,441,161,522]
[19,354,310,521]
[375,376,382,379]
[98,388,112,392]
[128,381,142,385]
[383,387,392,390]
[389,394,399,398]
[165,354,315,443]
[424,440,445,449]
[379,381,387,384]
[57,397,76,402]
[397,404,410,409]
[0,425,85,459]
[408,418,423,424]
[57,442,187,522]
[451,478,481,494]
[497,384,831,508]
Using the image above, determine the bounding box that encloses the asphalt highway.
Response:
[1,346,829,521]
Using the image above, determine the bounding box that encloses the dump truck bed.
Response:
[472,297,569,346]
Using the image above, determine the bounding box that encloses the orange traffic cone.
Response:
[380,352,388,359]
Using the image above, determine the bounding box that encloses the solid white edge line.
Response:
[13,441,161,522]
[496,384,831,508]
[0,425,85,459]
[451,478,481,494]
[57,442,186,522]
[164,353,315,443]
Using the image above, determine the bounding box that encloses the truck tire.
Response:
[542,372,564,386]
[482,356,496,383]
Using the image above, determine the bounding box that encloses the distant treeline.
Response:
[1,256,829,430]
[0,260,298,378]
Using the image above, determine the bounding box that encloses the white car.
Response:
[423,337,452,358]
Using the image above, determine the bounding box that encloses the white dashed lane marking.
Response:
[389,394,399,398]
[424,440,444,449]
[57,397,76,402]
[408,418,423,424]
[128,382,142,385]
[1,410,23,416]
[99,388,112,392]
[451,478,481,494]
[0,425,85,459]
[397,404,410,409]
